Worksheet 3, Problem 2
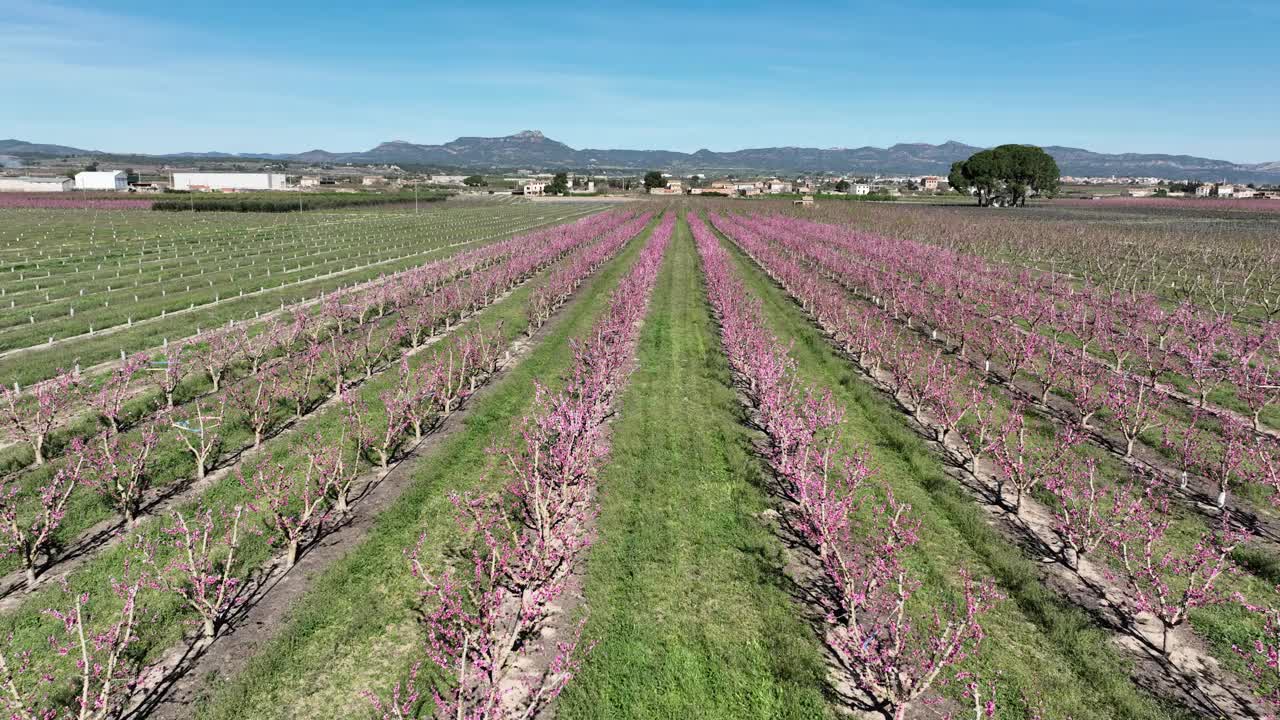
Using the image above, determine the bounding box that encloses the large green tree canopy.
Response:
[948,144,1060,207]
[642,171,666,190]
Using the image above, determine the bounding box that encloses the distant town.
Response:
[1,162,1277,202]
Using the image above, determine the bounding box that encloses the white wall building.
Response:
[517,180,546,196]
[75,171,128,191]
[170,172,289,191]
[853,184,871,196]
[0,176,73,192]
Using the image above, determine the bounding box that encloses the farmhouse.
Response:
[1195,184,1214,197]
[0,176,73,192]
[74,171,128,191]
[516,180,546,196]
[765,179,792,194]
[853,184,871,196]
[361,176,384,186]
[170,172,289,192]
[1217,184,1237,198]
[920,176,940,190]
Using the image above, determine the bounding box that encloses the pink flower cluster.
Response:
[689,213,999,719]
[367,213,673,719]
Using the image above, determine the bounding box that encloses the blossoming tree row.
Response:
[709,210,1277,716]
[366,212,674,719]
[689,212,1001,719]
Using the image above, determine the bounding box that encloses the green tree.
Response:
[463,175,486,187]
[949,145,1060,206]
[834,179,850,192]
[643,171,666,190]
[548,172,569,195]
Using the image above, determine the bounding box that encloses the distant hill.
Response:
[0,139,104,156]
[3,132,1278,182]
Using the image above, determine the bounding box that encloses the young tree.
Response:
[642,171,666,191]
[240,461,329,568]
[94,353,147,433]
[79,421,162,527]
[228,368,281,449]
[145,506,244,639]
[0,457,82,589]
[1109,501,1246,654]
[44,569,152,720]
[0,369,82,465]
[172,396,226,481]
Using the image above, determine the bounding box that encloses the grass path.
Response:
[192,216,656,720]
[556,216,831,720]
[710,221,1189,719]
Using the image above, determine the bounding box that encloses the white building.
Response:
[75,171,128,191]
[853,184,872,196]
[765,179,793,194]
[170,172,289,192]
[1218,184,1237,198]
[430,175,467,185]
[0,176,73,192]
[1195,184,1214,197]
[517,180,546,196]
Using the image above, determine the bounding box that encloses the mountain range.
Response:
[3,132,1278,183]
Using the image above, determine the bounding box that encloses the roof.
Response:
[0,176,70,183]
[75,170,126,178]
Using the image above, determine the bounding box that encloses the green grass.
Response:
[711,221,1189,719]
[556,216,831,720]
[192,218,656,720]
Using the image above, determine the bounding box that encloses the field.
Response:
[0,198,1276,720]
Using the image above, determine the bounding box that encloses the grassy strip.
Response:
[715,227,1188,719]
[192,221,656,719]
[556,216,831,719]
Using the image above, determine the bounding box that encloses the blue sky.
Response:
[3,0,1278,162]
